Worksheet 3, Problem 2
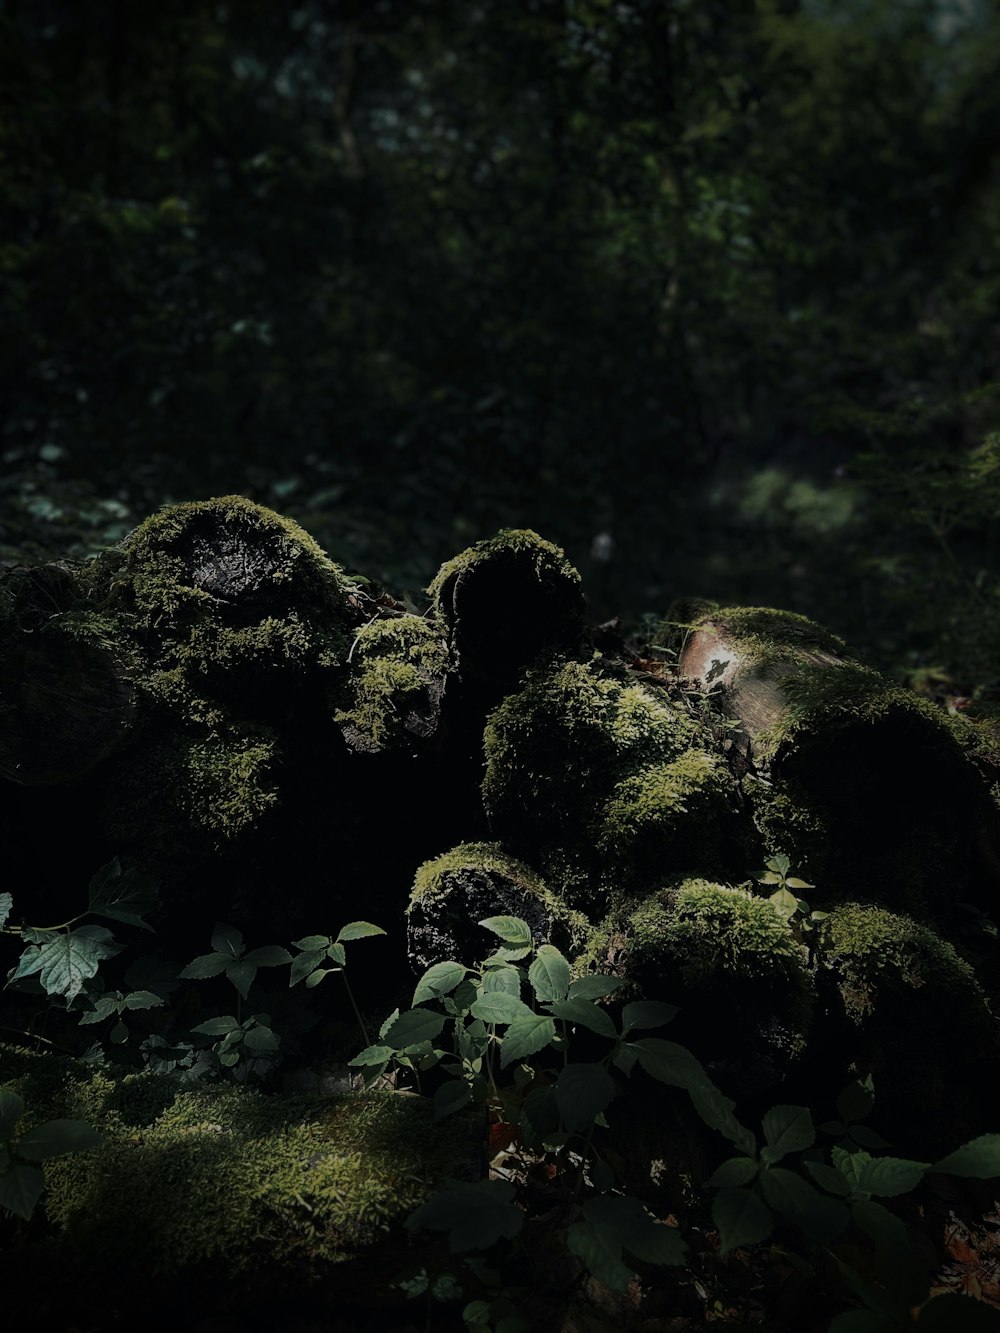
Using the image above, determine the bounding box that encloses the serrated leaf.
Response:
[226,960,258,999]
[16,1118,104,1162]
[305,968,335,988]
[761,1105,815,1162]
[348,1044,394,1067]
[555,1063,616,1131]
[407,1179,523,1252]
[336,921,387,942]
[546,998,618,1039]
[326,942,347,966]
[219,1050,240,1067]
[26,927,121,1002]
[0,1163,44,1220]
[470,991,533,1025]
[479,916,532,946]
[499,1013,558,1067]
[290,949,326,986]
[786,877,814,890]
[384,1008,447,1047]
[123,990,163,1010]
[933,1134,1000,1179]
[490,945,532,962]
[180,952,230,980]
[567,974,624,1001]
[713,1187,773,1254]
[855,1155,929,1198]
[413,961,468,1006]
[804,1160,851,1197]
[0,892,13,931]
[707,1156,758,1188]
[769,887,799,921]
[87,858,158,931]
[518,1086,560,1147]
[480,965,521,998]
[110,1020,129,1044]
[192,1015,242,1036]
[620,1000,678,1037]
[769,854,791,874]
[243,1025,280,1052]
[379,1008,400,1039]
[849,1125,890,1151]
[832,1146,871,1194]
[567,1195,685,1290]
[434,1080,473,1121]
[292,934,330,951]
[242,946,293,967]
[210,923,244,958]
[0,1090,25,1141]
[528,945,571,1002]
[79,994,120,1025]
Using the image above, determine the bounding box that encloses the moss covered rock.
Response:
[407,841,589,971]
[334,613,448,754]
[1,1050,473,1286]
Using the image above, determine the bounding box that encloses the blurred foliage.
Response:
[2,0,1000,685]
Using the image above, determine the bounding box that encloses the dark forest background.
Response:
[3,0,1000,689]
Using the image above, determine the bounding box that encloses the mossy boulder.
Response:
[1,1050,473,1290]
[407,841,589,971]
[585,880,814,1095]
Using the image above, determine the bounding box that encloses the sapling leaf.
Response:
[555,1063,616,1131]
[123,990,163,1010]
[713,1187,773,1254]
[336,922,386,942]
[567,1195,685,1290]
[88,858,158,931]
[546,998,617,1039]
[707,1156,758,1188]
[848,1125,890,1151]
[855,1156,929,1198]
[434,1081,473,1121]
[243,1025,280,1052]
[290,949,326,986]
[760,1167,850,1243]
[761,1105,815,1162]
[16,1119,104,1162]
[479,916,532,946]
[326,942,347,967]
[305,968,336,988]
[110,1021,129,1043]
[479,965,521,998]
[384,1008,447,1047]
[0,1163,44,1220]
[406,1179,523,1252]
[527,945,570,1002]
[180,953,230,980]
[769,888,799,920]
[349,1044,395,1066]
[804,1160,852,1197]
[413,961,469,1006]
[567,974,624,1001]
[192,1016,242,1036]
[620,1001,678,1036]
[210,923,244,958]
[499,1013,557,1067]
[836,1077,876,1124]
[226,960,258,1000]
[242,946,293,967]
[292,934,330,951]
[933,1134,1000,1178]
[470,992,533,1025]
[27,926,121,1002]
[0,892,12,931]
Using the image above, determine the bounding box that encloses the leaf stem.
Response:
[341,969,371,1047]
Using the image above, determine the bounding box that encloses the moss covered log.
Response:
[333,613,448,754]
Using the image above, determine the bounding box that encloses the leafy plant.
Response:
[0,1089,103,1221]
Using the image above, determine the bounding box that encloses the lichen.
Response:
[1,1056,471,1278]
[597,749,739,885]
[334,615,448,752]
[407,841,589,970]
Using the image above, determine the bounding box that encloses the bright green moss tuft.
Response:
[427,527,582,607]
[334,615,448,752]
[1,1057,471,1277]
[696,606,849,662]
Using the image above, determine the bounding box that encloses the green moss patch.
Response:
[334,614,448,753]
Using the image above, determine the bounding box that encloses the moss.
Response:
[407,841,590,970]
[108,724,280,852]
[817,903,988,1022]
[597,749,740,885]
[482,656,702,843]
[334,615,448,752]
[691,606,849,666]
[428,527,581,608]
[1,1056,472,1279]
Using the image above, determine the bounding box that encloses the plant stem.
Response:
[341,970,371,1047]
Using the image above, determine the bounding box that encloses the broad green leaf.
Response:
[769,888,799,920]
[613,1045,638,1075]
[348,1044,394,1067]
[123,990,163,1010]
[832,1147,871,1194]
[851,1198,909,1253]
[567,974,624,1001]
[243,1025,280,1052]
[620,1000,678,1037]
[79,994,120,1025]
[479,916,532,946]
[87,858,158,931]
[211,923,244,958]
[555,1063,616,1131]
[804,1160,851,1197]
[191,1016,241,1036]
[527,945,571,1002]
[379,1008,400,1038]
[180,952,229,980]
[848,1125,891,1151]
[110,1021,129,1044]
[434,1081,473,1121]
[712,1187,773,1254]
[470,991,533,1025]
[761,1105,815,1162]
[489,945,532,962]
[27,926,120,1002]
[16,1118,104,1162]
[499,1013,557,1067]
[0,892,13,931]
[480,965,521,998]
[219,1050,240,1067]
[567,1195,685,1290]
[855,1155,929,1198]
[289,949,326,986]
[0,1163,44,1220]
[760,1167,849,1243]
[242,946,293,967]
[933,1134,1000,1179]
[336,921,387,942]
[706,1156,758,1188]
[785,877,814,890]
[546,998,617,1039]
[518,1086,559,1147]
[226,960,258,1000]
[0,1090,25,1140]
[406,1179,523,1252]
[413,961,468,1006]
[384,1008,447,1048]
[292,934,330,951]
[305,968,336,988]
[631,1037,709,1089]
[769,854,791,875]
[326,942,347,967]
